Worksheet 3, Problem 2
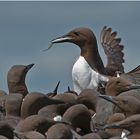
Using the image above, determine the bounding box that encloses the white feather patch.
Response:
[72,56,108,94]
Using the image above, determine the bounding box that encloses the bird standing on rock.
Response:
[45,26,124,94]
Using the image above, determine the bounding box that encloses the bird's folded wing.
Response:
[100,26,125,76]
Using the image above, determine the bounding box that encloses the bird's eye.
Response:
[132,120,136,124]
[74,32,79,36]
[122,99,128,104]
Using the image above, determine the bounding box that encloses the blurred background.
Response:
[0,1,140,93]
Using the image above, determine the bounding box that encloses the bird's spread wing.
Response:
[125,65,140,85]
[127,65,140,75]
[100,26,125,76]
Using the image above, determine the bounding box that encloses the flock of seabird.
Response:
[0,26,140,139]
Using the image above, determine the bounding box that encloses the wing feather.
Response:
[112,45,124,52]
[100,26,125,76]
[127,65,140,74]
[110,38,121,47]
[100,26,107,43]
[108,32,117,44]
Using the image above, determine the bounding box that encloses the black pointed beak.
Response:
[98,95,124,111]
[103,123,120,129]
[53,80,60,93]
[103,121,130,130]
[26,64,34,71]
[98,95,118,105]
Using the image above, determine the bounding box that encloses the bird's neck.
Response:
[8,81,28,96]
[81,44,105,74]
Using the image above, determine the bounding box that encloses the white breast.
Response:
[72,56,108,94]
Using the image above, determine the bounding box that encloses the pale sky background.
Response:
[0,1,140,94]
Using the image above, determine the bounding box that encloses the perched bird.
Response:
[45,26,124,94]
[7,64,34,97]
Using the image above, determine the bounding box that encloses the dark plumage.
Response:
[0,121,14,139]
[62,104,92,134]
[105,76,140,96]
[21,92,64,119]
[77,89,114,128]
[99,94,140,117]
[7,64,34,97]
[38,103,69,119]
[53,92,77,106]
[15,115,56,135]
[4,94,23,129]
[46,123,73,139]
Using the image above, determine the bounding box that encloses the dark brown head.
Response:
[62,104,92,134]
[53,92,77,106]
[45,27,97,54]
[38,103,69,119]
[17,115,56,134]
[46,123,73,139]
[21,92,64,119]
[77,89,99,111]
[105,77,140,96]
[7,64,34,96]
[99,95,140,117]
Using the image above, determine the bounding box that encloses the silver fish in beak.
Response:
[43,36,72,51]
